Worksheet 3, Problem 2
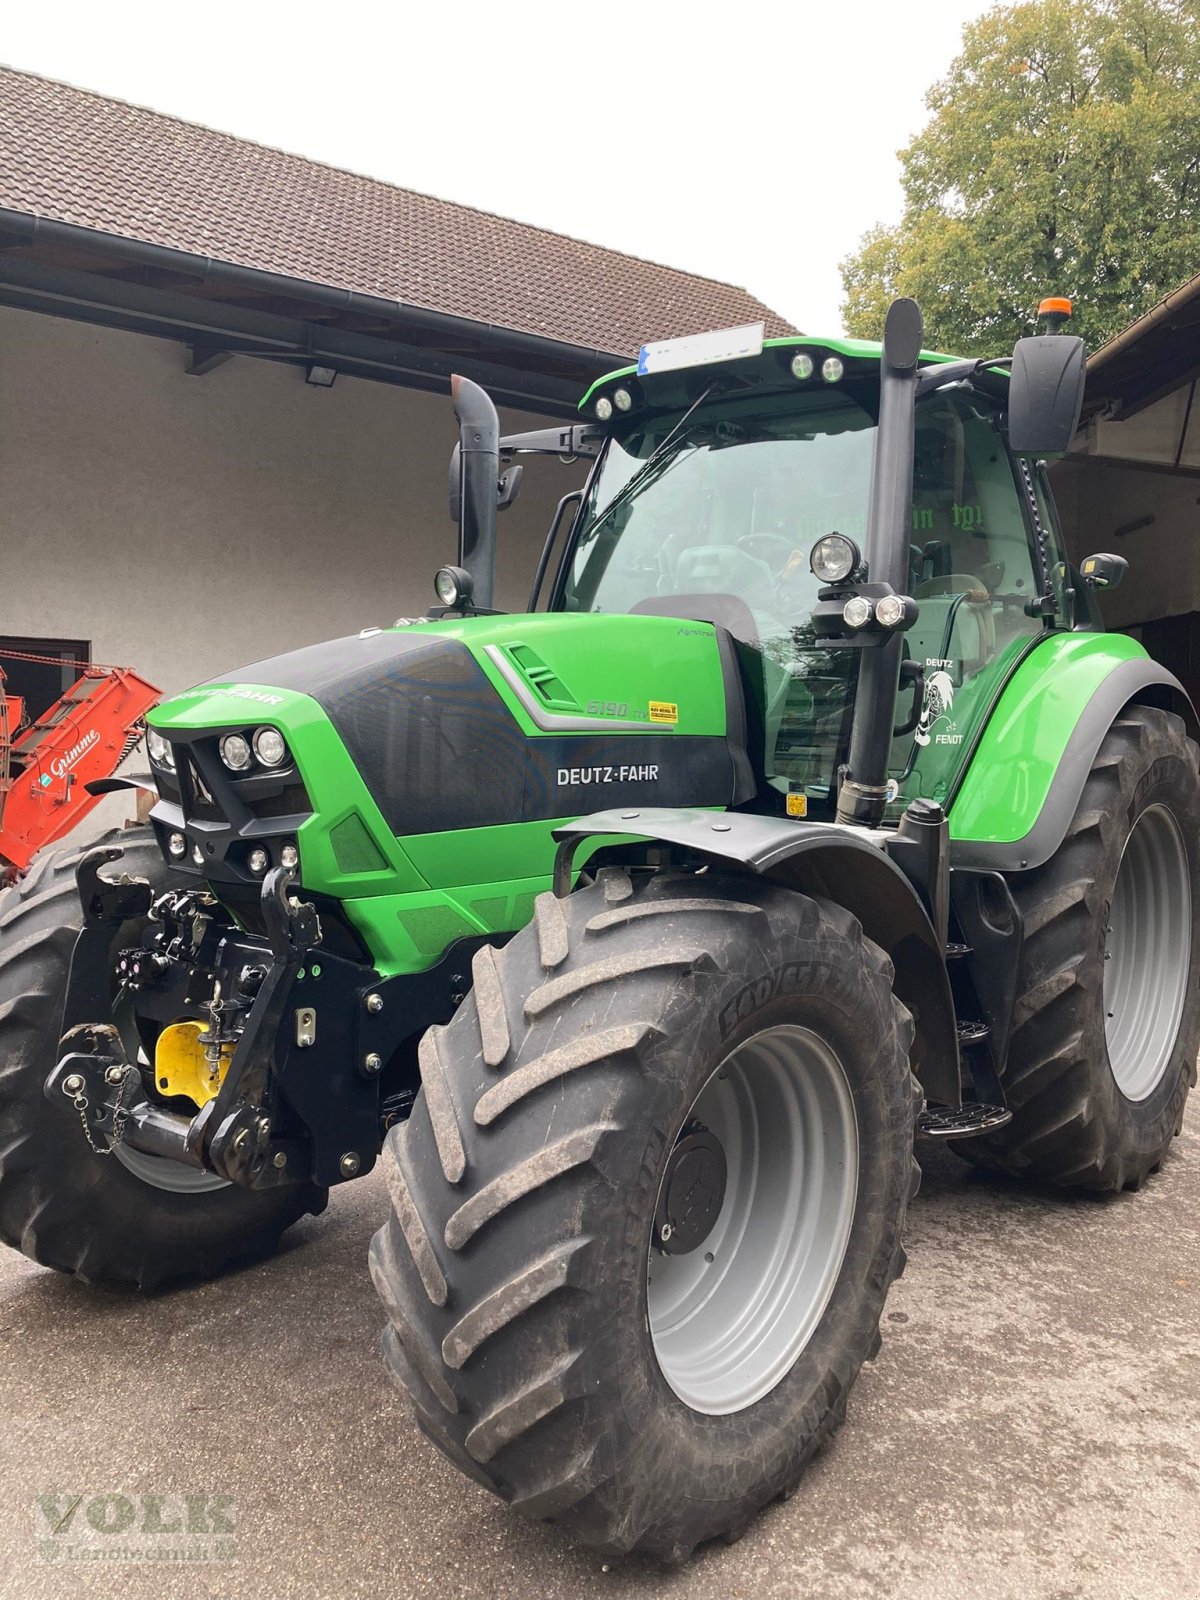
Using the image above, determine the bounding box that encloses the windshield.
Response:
[563,390,876,815]
[565,390,876,629]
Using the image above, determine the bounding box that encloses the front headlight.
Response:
[219,732,253,772]
[146,728,175,770]
[253,727,288,768]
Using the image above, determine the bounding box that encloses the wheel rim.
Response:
[646,1024,859,1416]
[1104,803,1192,1102]
[112,1139,229,1193]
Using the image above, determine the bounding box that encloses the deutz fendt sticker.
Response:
[914,670,960,747]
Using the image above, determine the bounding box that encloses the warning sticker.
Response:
[648,701,678,725]
[786,793,808,818]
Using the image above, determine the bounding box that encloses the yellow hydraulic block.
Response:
[154,1020,232,1108]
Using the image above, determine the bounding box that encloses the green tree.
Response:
[840,0,1200,353]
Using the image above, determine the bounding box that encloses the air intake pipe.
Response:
[449,374,499,609]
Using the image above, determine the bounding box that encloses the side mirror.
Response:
[497,463,524,512]
[1080,552,1128,591]
[1007,333,1086,456]
[447,450,524,521]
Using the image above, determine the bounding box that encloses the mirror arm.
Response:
[914,357,1012,401]
[498,424,604,461]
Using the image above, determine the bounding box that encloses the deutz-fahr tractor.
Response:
[2,297,1196,1562]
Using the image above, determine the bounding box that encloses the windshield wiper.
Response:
[583,381,717,541]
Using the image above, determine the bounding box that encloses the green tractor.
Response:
[1,297,1196,1561]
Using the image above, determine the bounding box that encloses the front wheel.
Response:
[370,868,920,1560]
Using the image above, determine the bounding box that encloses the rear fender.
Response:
[553,808,960,1108]
[950,637,1198,873]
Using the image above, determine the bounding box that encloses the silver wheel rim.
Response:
[112,1139,229,1193]
[647,1024,859,1416]
[1104,803,1191,1102]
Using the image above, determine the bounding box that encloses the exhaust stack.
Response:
[837,297,923,828]
[450,374,499,609]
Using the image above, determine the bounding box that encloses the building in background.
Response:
[1053,276,1200,702]
[0,67,790,710]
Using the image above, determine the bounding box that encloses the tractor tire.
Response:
[369,867,920,1561]
[0,829,326,1289]
[954,705,1200,1191]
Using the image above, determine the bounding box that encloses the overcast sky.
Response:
[2,0,994,336]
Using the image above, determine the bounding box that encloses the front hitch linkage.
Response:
[45,848,320,1187]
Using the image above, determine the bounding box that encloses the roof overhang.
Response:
[1082,271,1200,423]
[0,209,620,414]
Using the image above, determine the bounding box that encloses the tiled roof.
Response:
[0,66,793,356]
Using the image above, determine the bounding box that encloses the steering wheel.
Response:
[737,533,799,571]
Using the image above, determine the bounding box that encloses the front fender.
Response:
[553,808,961,1108]
[949,633,1197,873]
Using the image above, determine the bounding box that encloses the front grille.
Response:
[249,783,313,820]
[151,730,314,892]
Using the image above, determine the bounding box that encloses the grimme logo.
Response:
[35,1491,236,1563]
[49,728,100,780]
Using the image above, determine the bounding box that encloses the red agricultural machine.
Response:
[0,648,159,883]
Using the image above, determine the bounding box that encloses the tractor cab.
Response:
[497,318,1085,827]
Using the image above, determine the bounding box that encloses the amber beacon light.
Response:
[1038,295,1073,331]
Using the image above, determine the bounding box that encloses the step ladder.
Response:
[916,940,1013,1139]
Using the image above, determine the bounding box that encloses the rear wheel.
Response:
[954,705,1200,1190]
[370,868,920,1560]
[0,831,326,1289]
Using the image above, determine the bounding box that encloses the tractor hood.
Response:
[144,613,749,906]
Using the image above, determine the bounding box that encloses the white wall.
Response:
[0,304,582,696]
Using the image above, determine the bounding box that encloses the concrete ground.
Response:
[1,1120,1197,1600]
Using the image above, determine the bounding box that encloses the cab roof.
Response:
[578,334,966,416]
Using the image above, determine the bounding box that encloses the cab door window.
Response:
[892,392,1048,806]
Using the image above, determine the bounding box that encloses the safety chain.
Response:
[65,1064,143,1156]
